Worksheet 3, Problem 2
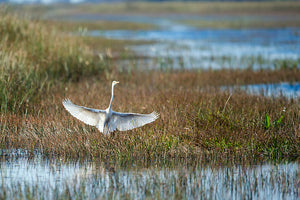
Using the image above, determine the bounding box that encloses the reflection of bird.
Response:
[63,81,159,134]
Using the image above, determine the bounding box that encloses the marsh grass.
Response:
[42,20,156,32]
[1,70,299,163]
[0,9,105,114]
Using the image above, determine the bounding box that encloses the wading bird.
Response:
[62,81,159,134]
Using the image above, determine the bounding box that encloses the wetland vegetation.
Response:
[0,1,300,199]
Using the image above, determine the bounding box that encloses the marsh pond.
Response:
[1,150,299,199]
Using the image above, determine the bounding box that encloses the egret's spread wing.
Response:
[111,111,159,131]
[62,99,105,127]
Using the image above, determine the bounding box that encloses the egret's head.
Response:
[112,81,119,86]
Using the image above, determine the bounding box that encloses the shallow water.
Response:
[92,28,300,70]
[0,150,299,199]
[223,82,300,99]
[84,14,300,70]
[83,15,300,97]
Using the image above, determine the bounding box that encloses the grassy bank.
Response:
[42,20,156,32]
[0,9,106,114]
[1,70,300,163]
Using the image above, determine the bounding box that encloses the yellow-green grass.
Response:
[81,36,153,57]
[43,20,156,32]
[0,10,106,114]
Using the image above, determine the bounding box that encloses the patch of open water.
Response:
[0,150,299,199]
[88,20,300,70]
[83,15,300,97]
[223,82,300,99]
[59,13,300,70]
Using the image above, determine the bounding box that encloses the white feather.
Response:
[62,99,106,131]
[111,111,159,131]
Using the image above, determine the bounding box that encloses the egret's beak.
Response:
[116,81,119,84]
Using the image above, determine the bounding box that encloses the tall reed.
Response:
[0,9,104,114]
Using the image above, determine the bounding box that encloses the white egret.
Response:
[62,81,159,134]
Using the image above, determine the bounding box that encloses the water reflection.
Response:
[0,151,299,199]
[89,27,300,70]
[223,82,300,98]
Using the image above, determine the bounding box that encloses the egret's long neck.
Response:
[108,84,115,110]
